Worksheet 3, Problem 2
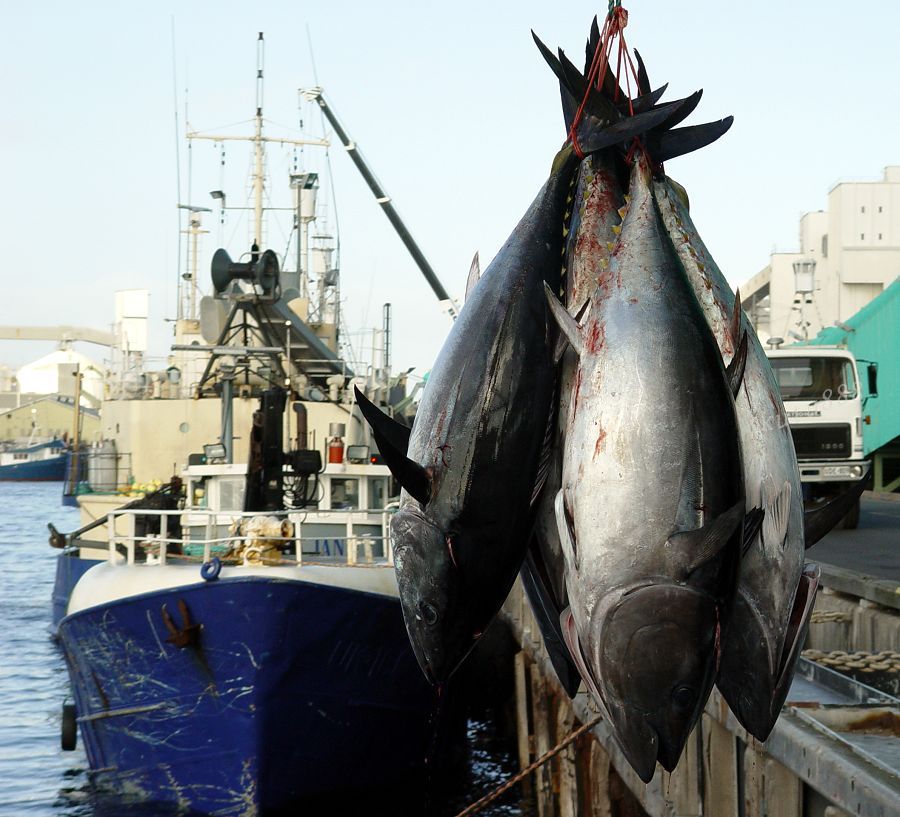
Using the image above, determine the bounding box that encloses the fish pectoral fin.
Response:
[741,507,765,557]
[552,298,590,363]
[761,480,792,551]
[730,289,743,347]
[803,464,871,548]
[561,607,607,703]
[670,499,744,577]
[464,251,481,301]
[544,283,584,357]
[354,386,431,505]
[725,331,748,398]
[771,563,821,707]
[553,489,579,569]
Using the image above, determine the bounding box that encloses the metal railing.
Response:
[105,506,395,568]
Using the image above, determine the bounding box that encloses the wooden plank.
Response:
[514,650,533,799]
[531,670,555,817]
[555,704,580,817]
[666,724,702,816]
[743,741,765,817]
[701,712,737,817]
[764,756,801,817]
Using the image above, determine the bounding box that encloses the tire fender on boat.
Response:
[200,557,222,582]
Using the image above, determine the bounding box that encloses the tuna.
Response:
[356,99,691,684]
[544,154,747,781]
[653,175,813,741]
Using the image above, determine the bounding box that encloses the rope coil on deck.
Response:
[803,649,900,672]
[452,715,602,817]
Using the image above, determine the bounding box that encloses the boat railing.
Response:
[105,506,395,569]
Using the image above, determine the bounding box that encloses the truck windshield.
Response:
[770,357,857,401]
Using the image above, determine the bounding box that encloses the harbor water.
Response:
[0,483,529,817]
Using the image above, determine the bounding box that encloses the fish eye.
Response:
[671,685,695,712]
[418,600,439,627]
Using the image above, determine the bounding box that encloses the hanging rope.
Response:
[452,715,602,817]
[568,2,642,159]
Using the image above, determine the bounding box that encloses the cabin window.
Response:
[217,477,245,511]
[330,478,359,510]
[770,357,858,400]
[369,478,387,510]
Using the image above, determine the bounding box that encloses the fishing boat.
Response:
[57,404,439,812]
[0,437,68,481]
[51,33,460,814]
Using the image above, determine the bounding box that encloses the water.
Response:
[0,483,528,817]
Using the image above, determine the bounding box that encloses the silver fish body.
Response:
[654,176,811,741]
[550,156,745,781]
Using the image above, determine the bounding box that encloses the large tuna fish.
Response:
[524,32,736,703]
[356,98,690,685]
[545,154,748,782]
[523,150,625,698]
[652,176,817,741]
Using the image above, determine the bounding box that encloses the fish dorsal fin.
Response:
[544,283,584,357]
[803,466,870,548]
[670,500,744,577]
[354,387,431,505]
[761,480,792,551]
[725,331,748,398]
[553,489,579,570]
[553,298,590,363]
[741,507,765,557]
[465,252,481,301]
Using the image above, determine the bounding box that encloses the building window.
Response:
[878,233,883,240]
[861,206,865,213]
[821,235,828,257]
[878,206,883,213]
[860,233,865,240]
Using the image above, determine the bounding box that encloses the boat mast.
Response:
[186,33,328,287]
[253,32,265,248]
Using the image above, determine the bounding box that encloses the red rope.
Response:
[568,5,640,159]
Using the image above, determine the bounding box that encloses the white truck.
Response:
[764,344,877,529]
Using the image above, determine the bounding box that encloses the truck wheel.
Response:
[61,703,77,750]
[842,497,861,530]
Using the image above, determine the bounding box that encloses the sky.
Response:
[1,0,898,382]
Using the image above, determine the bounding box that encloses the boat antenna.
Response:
[253,32,266,248]
[171,17,183,315]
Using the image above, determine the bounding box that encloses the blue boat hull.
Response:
[51,551,98,633]
[0,455,66,481]
[58,576,438,814]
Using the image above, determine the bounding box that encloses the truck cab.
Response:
[765,345,872,528]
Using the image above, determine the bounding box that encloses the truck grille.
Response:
[790,424,852,459]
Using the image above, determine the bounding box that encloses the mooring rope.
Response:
[452,714,602,817]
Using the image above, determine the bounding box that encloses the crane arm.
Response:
[302,88,458,319]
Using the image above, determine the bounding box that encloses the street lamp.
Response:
[792,258,816,340]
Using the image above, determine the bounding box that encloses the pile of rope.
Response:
[802,649,900,674]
